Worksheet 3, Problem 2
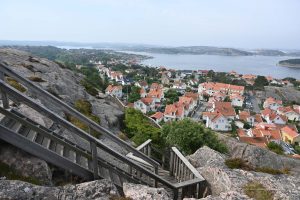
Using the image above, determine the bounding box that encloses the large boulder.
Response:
[217,134,300,173]
[123,183,171,200]
[187,146,300,199]
[0,142,52,186]
[0,179,119,200]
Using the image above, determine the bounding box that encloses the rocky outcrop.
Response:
[0,142,52,186]
[0,48,124,130]
[0,179,119,200]
[217,134,300,174]
[123,183,171,200]
[187,146,300,199]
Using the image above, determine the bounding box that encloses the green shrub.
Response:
[162,118,228,154]
[0,161,41,185]
[6,77,27,92]
[124,108,162,147]
[243,182,274,200]
[80,79,99,96]
[28,76,46,82]
[267,142,284,155]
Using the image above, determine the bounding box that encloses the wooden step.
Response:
[26,130,37,141]
[18,125,31,137]
[55,144,64,156]
[34,133,44,144]
[42,137,51,149]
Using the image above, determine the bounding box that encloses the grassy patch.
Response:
[6,77,27,92]
[65,99,102,138]
[118,132,128,141]
[0,161,41,185]
[243,182,274,200]
[109,195,132,200]
[225,158,253,170]
[267,142,284,155]
[28,76,46,82]
[225,158,289,175]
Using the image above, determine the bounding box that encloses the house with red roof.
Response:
[263,97,283,111]
[261,108,287,125]
[277,106,300,121]
[139,87,147,98]
[150,112,164,123]
[164,103,184,122]
[230,93,245,107]
[198,82,244,98]
[179,96,196,115]
[281,126,300,145]
[147,88,164,103]
[135,81,149,90]
[105,85,123,98]
[202,102,236,131]
[134,97,155,114]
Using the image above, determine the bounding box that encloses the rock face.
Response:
[0,179,119,200]
[123,183,171,200]
[0,48,124,130]
[187,146,300,199]
[0,142,52,186]
[217,134,300,173]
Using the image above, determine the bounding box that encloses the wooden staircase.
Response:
[0,62,206,199]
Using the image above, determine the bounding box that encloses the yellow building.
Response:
[281,126,300,146]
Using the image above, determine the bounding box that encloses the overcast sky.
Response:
[1,0,300,49]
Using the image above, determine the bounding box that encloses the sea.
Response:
[57,46,300,79]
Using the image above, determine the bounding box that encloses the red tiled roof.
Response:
[264,97,282,105]
[281,126,299,138]
[239,137,267,148]
[140,98,154,105]
[150,112,164,120]
[214,102,236,116]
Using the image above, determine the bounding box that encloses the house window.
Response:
[215,125,218,128]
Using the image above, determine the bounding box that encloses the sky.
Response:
[1,0,300,49]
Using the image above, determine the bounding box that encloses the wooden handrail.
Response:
[171,147,203,179]
[0,80,177,189]
[0,62,159,167]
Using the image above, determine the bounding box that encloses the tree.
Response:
[124,108,162,147]
[164,89,181,104]
[128,86,141,103]
[162,119,228,154]
[224,96,231,102]
[254,76,269,90]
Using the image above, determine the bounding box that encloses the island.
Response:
[279,59,300,68]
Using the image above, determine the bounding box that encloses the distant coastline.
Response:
[278,59,300,68]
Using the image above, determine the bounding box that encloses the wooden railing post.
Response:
[169,150,174,176]
[0,72,9,109]
[90,141,99,179]
[154,166,158,187]
[173,188,178,200]
[147,144,151,157]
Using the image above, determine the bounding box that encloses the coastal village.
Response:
[96,62,300,158]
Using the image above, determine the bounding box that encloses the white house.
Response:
[261,108,287,125]
[263,97,283,111]
[105,85,123,98]
[203,113,232,131]
[134,98,155,114]
[202,102,236,131]
[277,106,300,121]
[230,93,244,107]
